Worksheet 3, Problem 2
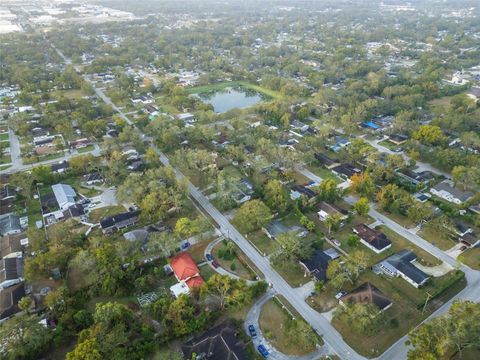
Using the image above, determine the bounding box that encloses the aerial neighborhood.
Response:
[0,0,479,360]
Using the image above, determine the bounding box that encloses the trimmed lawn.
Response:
[199,263,216,281]
[246,230,279,256]
[380,226,441,266]
[0,132,9,141]
[332,270,466,358]
[88,205,125,223]
[259,299,318,356]
[459,247,480,270]
[376,208,415,229]
[378,139,403,151]
[307,286,338,313]
[0,164,12,171]
[188,241,210,264]
[305,164,341,184]
[419,226,457,251]
[271,258,308,287]
[78,144,95,153]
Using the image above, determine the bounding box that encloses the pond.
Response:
[193,87,266,113]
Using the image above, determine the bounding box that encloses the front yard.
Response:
[419,226,458,251]
[459,247,480,270]
[212,241,258,280]
[88,205,126,223]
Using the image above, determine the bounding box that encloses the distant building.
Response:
[396,169,435,186]
[0,282,25,322]
[314,153,340,169]
[51,184,76,211]
[317,202,348,222]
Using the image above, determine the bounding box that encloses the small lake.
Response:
[193,87,265,113]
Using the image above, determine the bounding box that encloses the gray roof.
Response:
[0,215,22,235]
[432,182,474,202]
[380,250,429,285]
[51,184,76,209]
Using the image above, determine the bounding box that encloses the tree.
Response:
[174,217,200,238]
[148,232,178,257]
[276,231,311,260]
[316,179,341,202]
[412,125,446,145]
[325,213,342,235]
[354,197,370,216]
[264,179,287,212]
[347,234,360,247]
[408,300,480,360]
[350,172,376,198]
[201,275,249,309]
[406,202,434,224]
[334,302,385,335]
[233,200,272,233]
[0,315,53,360]
[18,296,33,312]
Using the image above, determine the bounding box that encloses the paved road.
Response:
[244,290,332,360]
[8,128,22,168]
[49,42,480,360]
[1,144,101,175]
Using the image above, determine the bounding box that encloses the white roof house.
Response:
[52,184,76,211]
[170,282,190,298]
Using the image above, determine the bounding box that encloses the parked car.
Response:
[206,253,213,261]
[332,239,341,247]
[460,245,467,251]
[335,291,346,300]
[212,260,219,268]
[181,241,191,250]
[257,344,269,358]
[248,324,257,338]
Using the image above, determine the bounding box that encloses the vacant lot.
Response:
[88,205,125,223]
[259,299,317,356]
[212,241,257,280]
[419,226,457,251]
[460,247,480,270]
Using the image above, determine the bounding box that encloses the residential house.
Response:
[354,224,392,254]
[362,121,381,131]
[176,113,196,125]
[83,172,104,185]
[0,233,27,259]
[388,134,408,145]
[0,185,16,201]
[339,282,392,312]
[51,161,69,174]
[263,220,307,240]
[314,153,340,169]
[396,169,434,186]
[452,221,473,237]
[430,181,474,205]
[329,136,351,152]
[299,249,333,282]
[375,250,430,288]
[0,257,24,289]
[181,322,249,360]
[52,184,77,211]
[331,163,362,180]
[100,210,140,235]
[0,214,25,236]
[0,282,25,322]
[69,138,91,150]
[169,252,204,298]
[317,202,348,222]
[290,185,317,201]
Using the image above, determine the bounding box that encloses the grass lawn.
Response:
[378,139,403,151]
[459,247,480,270]
[271,258,308,287]
[0,132,9,141]
[188,241,211,264]
[199,263,216,281]
[78,144,95,153]
[62,89,87,100]
[380,226,441,266]
[246,230,279,256]
[331,270,466,358]
[419,226,457,251]
[88,205,126,223]
[307,286,339,313]
[212,241,258,280]
[86,295,137,311]
[61,176,102,197]
[0,164,12,171]
[259,299,319,356]
[305,164,341,184]
[376,209,415,229]
[0,154,11,165]
[187,81,284,100]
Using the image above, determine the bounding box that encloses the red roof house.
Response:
[170,252,204,289]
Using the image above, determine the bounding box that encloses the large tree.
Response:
[233,199,272,233]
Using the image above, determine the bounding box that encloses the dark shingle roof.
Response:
[340,282,392,311]
[300,249,331,282]
[100,210,140,229]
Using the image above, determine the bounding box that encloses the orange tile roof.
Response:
[170,252,204,289]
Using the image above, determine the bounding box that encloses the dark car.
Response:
[257,344,269,358]
[206,253,213,261]
[248,324,257,338]
[211,260,219,268]
[181,241,191,250]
